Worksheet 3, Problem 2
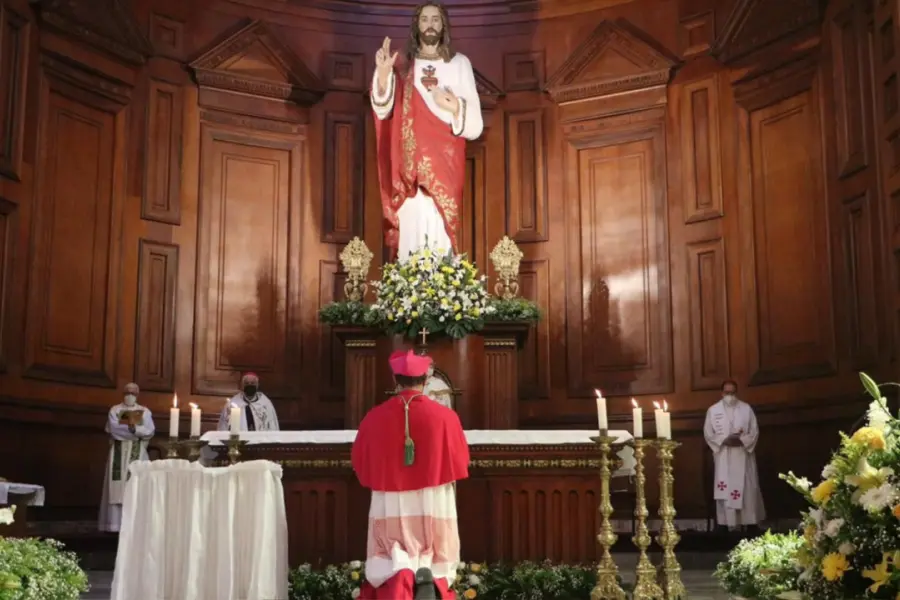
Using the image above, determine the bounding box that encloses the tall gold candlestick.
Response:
[655,439,686,600]
[631,438,664,599]
[164,436,180,459]
[225,434,246,465]
[590,433,627,600]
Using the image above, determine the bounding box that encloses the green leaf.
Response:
[860,371,881,400]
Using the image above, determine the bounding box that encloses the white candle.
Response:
[631,398,643,438]
[169,394,180,438]
[662,400,672,439]
[190,403,201,438]
[595,389,608,432]
[653,401,664,438]
[229,403,241,434]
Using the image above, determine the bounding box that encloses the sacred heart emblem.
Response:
[420,65,439,90]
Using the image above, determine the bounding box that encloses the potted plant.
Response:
[713,530,804,599]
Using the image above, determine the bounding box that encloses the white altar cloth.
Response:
[199,430,636,476]
[0,482,45,506]
[111,459,288,600]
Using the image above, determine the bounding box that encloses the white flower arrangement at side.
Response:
[0,505,15,527]
[371,247,494,328]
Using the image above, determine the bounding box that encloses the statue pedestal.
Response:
[336,323,531,429]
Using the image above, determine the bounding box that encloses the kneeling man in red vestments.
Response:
[352,349,470,600]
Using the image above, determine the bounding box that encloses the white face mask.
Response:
[124,394,137,406]
[723,393,737,405]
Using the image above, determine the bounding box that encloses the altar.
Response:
[201,430,635,566]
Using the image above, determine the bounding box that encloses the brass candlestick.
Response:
[224,434,246,465]
[185,437,208,462]
[655,439,686,600]
[164,436,180,459]
[590,433,627,600]
[630,438,664,599]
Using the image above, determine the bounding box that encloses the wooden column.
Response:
[335,327,382,428]
[477,322,530,429]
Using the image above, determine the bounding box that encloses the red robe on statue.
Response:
[373,66,466,256]
[352,388,470,600]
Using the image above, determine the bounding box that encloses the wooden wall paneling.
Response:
[321,111,363,243]
[840,193,879,368]
[192,123,304,398]
[734,57,838,386]
[679,75,724,223]
[148,12,185,61]
[679,10,715,58]
[134,239,178,391]
[316,259,347,408]
[830,4,870,177]
[505,110,548,242]
[518,259,551,400]
[503,51,545,92]
[0,196,15,372]
[686,238,729,390]
[460,143,486,267]
[142,78,183,224]
[22,55,130,387]
[0,2,29,181]
[563,109,674,397]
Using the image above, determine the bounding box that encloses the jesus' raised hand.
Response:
[375,37,398,82]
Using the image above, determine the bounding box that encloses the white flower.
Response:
[823,518,843,537]
[859,482,898,511]
[457,562,467,570]
[794,477,812,491]
[468,574,481,585]
[349,560,362,569]
[0,505,15,525]
[821,464,838,479]
[351,589,360,598]
[807,508,824,525]
[838,542,856,555]
[867,398,892,431]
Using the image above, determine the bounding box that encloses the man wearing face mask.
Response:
[217,372,280,432]
[703,379,765,531]
[99,382,155,532]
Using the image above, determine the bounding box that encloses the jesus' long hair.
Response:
[405,1,455,72]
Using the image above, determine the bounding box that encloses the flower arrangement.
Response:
[0,506,90,600]
[288,560,598,600]
[776,372,900,599]
[713,530,804,599]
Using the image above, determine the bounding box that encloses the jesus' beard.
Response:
[419,31,440,47]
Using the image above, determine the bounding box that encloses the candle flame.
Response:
[631,398,639,409]
[653,401,661,410]
[189,403,198,409]
[594,389,603,398]
[173,393,178,408]
[663,399,669,411]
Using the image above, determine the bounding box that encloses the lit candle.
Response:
[595,389,608,432]
[653,401,664,438]
[190,403,201,438]
[662,400,672,439]
[631,398,643,438]
[169,394,180,438]
[229,403,241,434]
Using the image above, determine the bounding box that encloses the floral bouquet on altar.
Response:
[370,247,494,340]
[778,373,900,599]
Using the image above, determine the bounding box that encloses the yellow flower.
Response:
[453,303,461,312]
[821,552,850,581]
[852,426,886,450]
[411,311,419,318]
[464,589,477,599]
[351,571,360,580]
[470,563,482,573]
[455,314,462,321]
[863,552,893,593]
[893,504,900,519]
[812,479,836,504]
[803,524,816,543]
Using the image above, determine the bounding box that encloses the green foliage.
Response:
[0,537,89,600]
[485,297,541,323]
[713,531,804,600]
[318,301,383,328]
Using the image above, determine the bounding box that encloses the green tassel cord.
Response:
[404,399,415,466]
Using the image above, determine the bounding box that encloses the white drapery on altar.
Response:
[200,430,636,476]
[111,459,288,600]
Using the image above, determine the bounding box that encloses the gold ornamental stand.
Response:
[224,434,247,465]
[589,432,627,600]
[655,439,686,599]
[631,438,664,599]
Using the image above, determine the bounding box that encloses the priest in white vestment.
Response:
[703,379,766,529]
[99,382,155,532]
[217,372,280,432]
[371,2,483,262]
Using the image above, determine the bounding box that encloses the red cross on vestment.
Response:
[717,481,727,491]
[731,489,741,500]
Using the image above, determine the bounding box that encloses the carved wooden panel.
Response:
[680,10,715,58]
[565,114,673,396]
[503,51,545,91]
[842,193,878,368]
[134,239,178,392]
[0,197,14,372]
[24,65,126,387]
[149,12,184,60]
[317,260,346,402]
[460,144,485,265]
[740,86,837,385]
[284,480,351,566]
[0,4,29,181]
[193,125,304,396]
[680,76,724,223]
[519,259,551,399]
[142,79,183,224]
[831,7,869,177]
[323,52,364,92]
[322,112,363,243]
[686,238,729,390]
[505,111,548,242]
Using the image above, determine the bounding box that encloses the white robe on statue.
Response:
[371,54,483,261]
[704,398,766,527]
[217,393,280,432]
[99,403,155,532]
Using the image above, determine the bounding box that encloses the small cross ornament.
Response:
[418,328,430,346]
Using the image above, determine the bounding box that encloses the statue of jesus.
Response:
[371,1,484,262]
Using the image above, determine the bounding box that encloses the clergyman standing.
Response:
[217,372,280,432]
[99,382,155,532]
[703,379,766,531]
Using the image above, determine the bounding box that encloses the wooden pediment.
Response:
[473,68,504,109]
[190,20,324,105]
[29,0,153,65]
[710,0,824,64]
[545,19,678,104]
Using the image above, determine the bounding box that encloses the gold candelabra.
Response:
[655,439,686,600]
[184,437,209,462]
[339,237,374,302]
[164,436,180,459]
[631,438,665,599]
[590,433,627,600]
[224,434,247,465]
[489,236,524,299]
